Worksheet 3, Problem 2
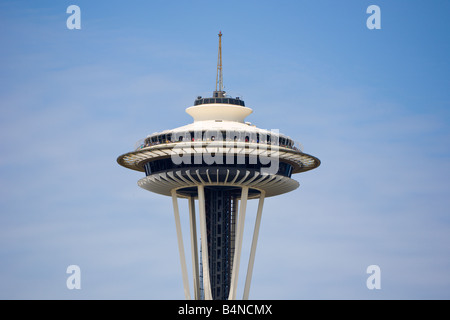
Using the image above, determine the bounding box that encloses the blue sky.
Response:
[0,0,449,299]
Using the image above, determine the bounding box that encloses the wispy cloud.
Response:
[1,0,449,300]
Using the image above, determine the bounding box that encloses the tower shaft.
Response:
[204,187,241,300]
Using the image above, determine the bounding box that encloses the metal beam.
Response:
[228,186,249,300]
[171,190,191,300]
[198,185,212,300]
[188,196,200,300]
[243,190,265,300]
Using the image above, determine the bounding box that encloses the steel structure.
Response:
[215,31,223,94]
[117,33,320,300]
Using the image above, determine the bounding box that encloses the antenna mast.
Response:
[215,31,224,96]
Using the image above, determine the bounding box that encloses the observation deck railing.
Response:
[134,136,303,153]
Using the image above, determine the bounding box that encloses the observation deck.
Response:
[117,94,320,199]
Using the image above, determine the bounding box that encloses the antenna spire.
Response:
[215,31,224,97]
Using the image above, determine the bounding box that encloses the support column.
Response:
[171,190,191,300]
[197,185,212,300]
[243,190,265,300]
[228,186,249,300]
[188,196,200,300]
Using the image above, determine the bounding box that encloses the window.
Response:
[143,156,294,177]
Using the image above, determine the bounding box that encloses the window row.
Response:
[194,97,245,106]
[137,131,297,151]
[143,157,294,178]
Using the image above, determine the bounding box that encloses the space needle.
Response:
[117,32,320,300]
